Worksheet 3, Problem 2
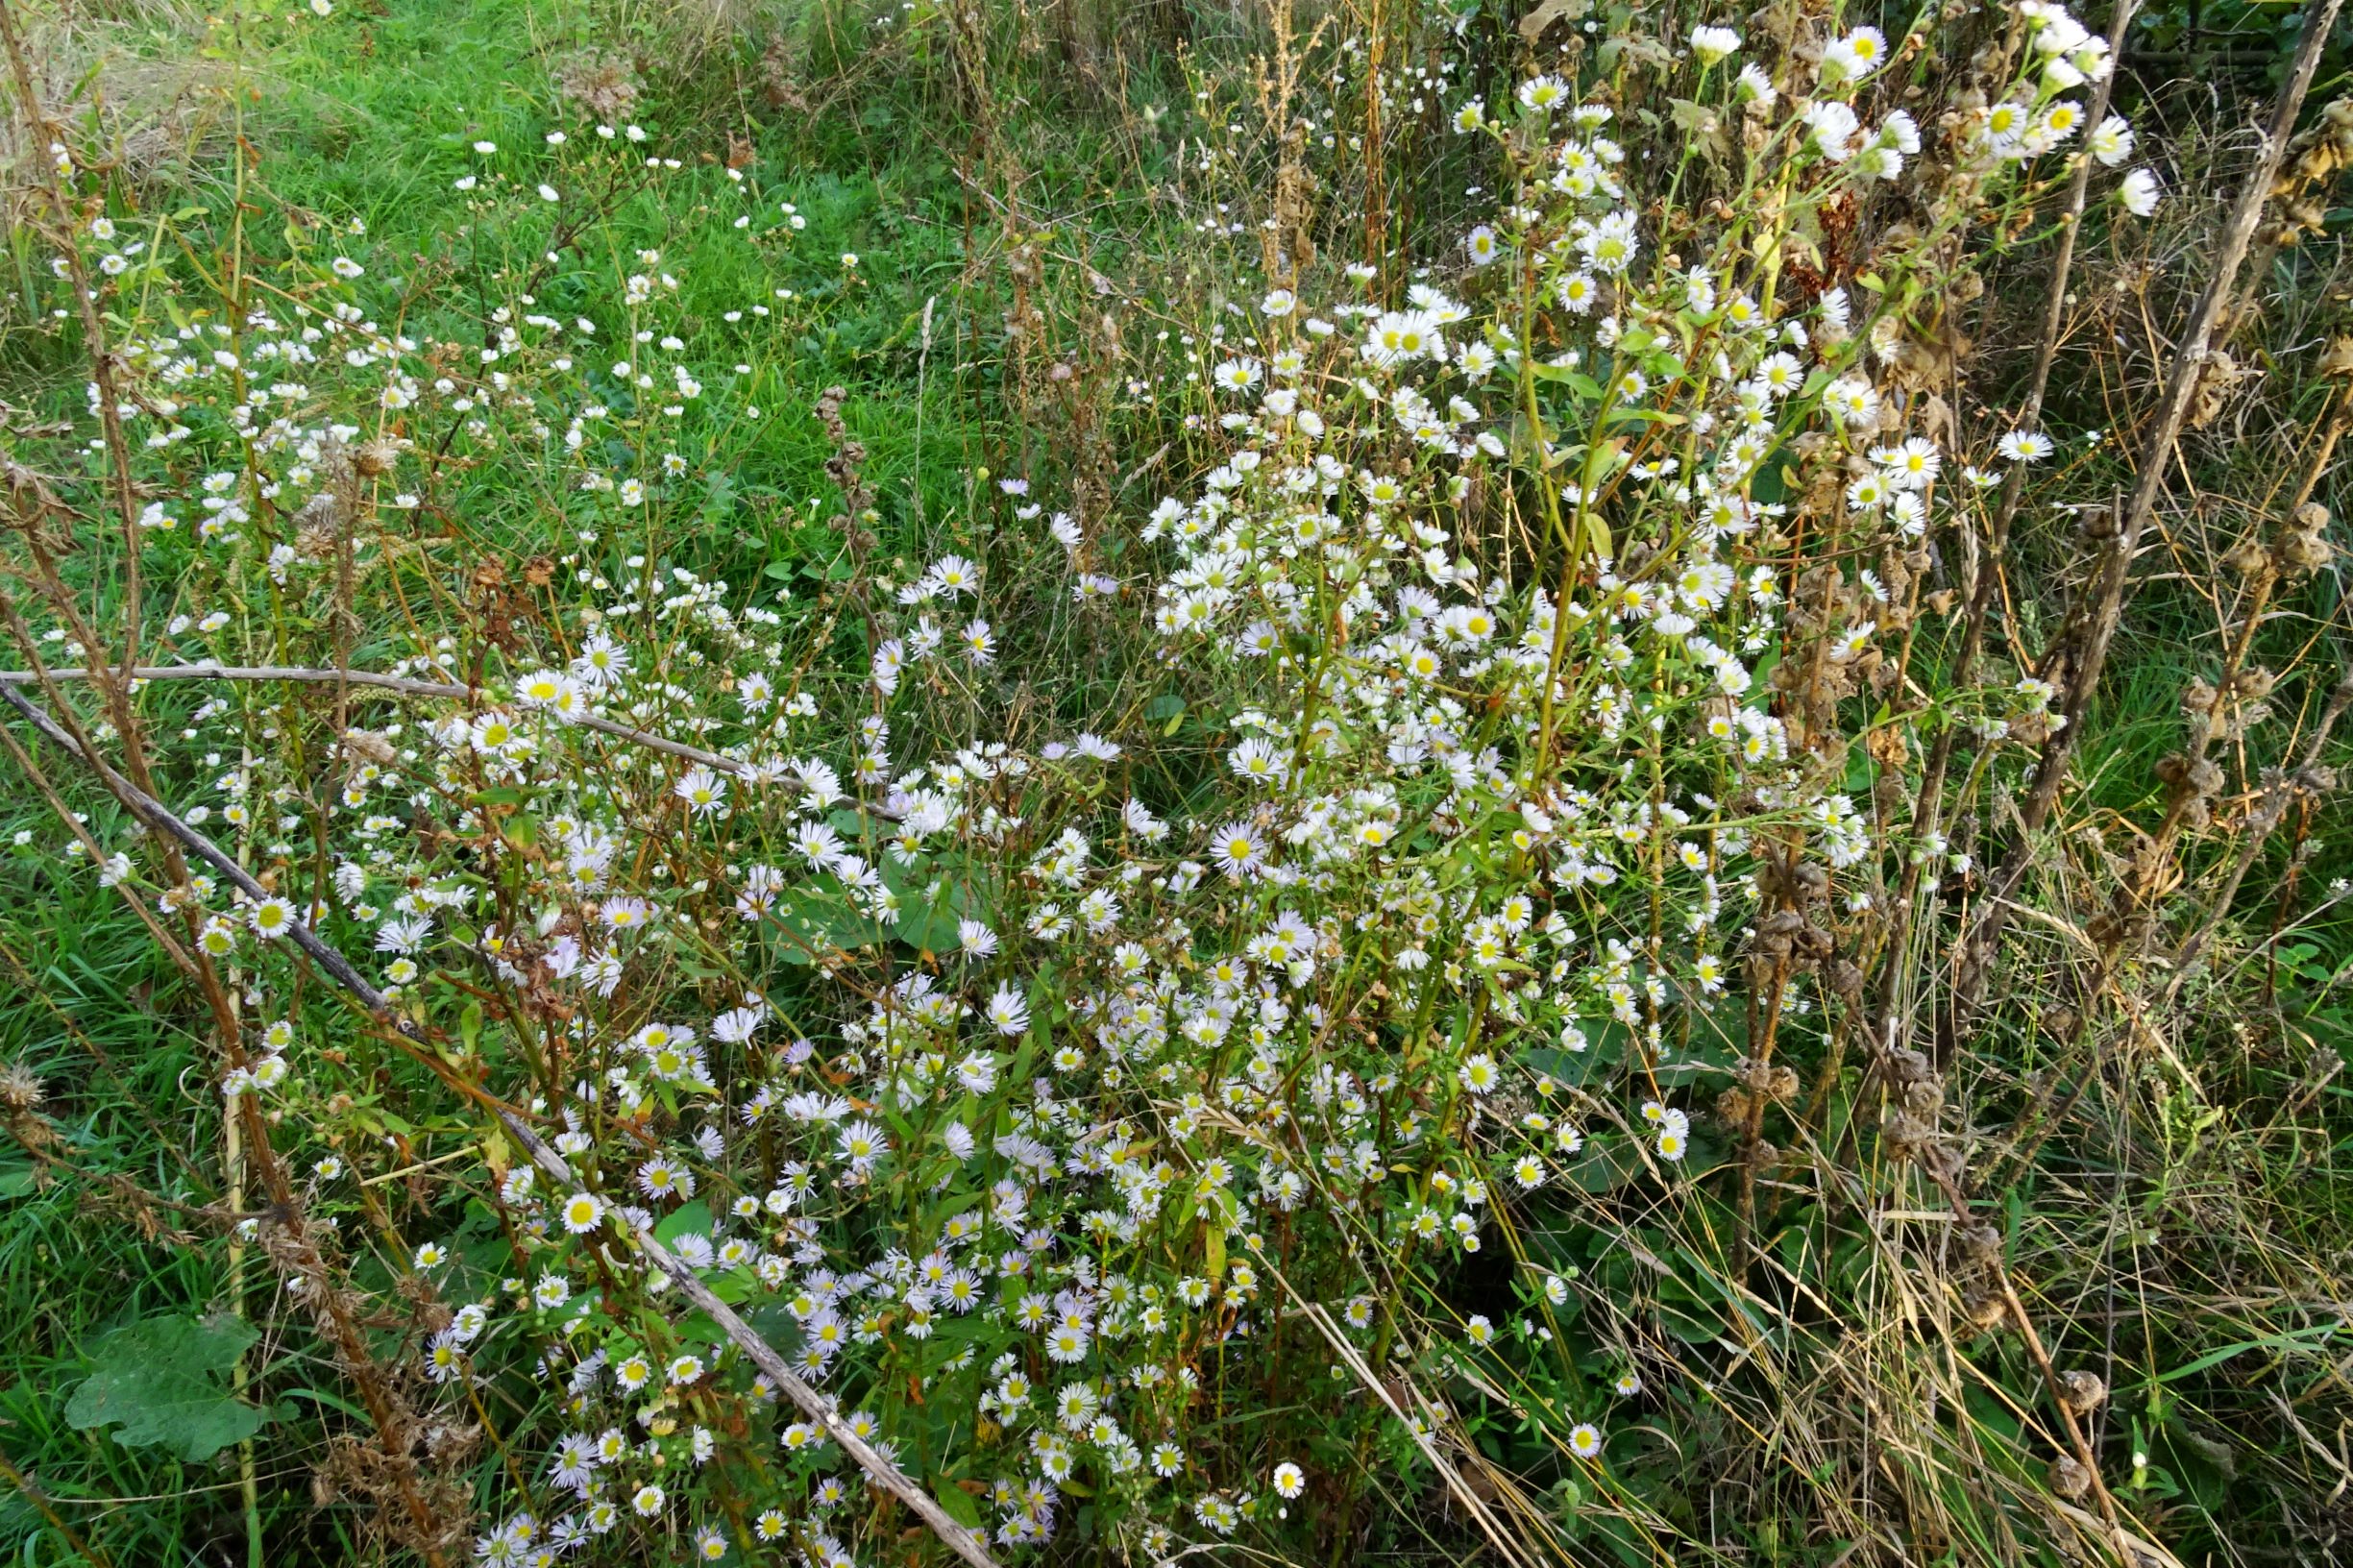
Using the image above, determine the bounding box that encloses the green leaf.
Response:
[65,1313,267,1462]
[279,1386,370,1422]
[2151,1322,2341,1384]
[1559,1139,1647,1195]
[1582,509,1616,562]
[1518,1043,1605,1090]
[1531,363,1605,403]
[699,471,737,526]
[653,1200,714,1246]
[933,1480,984,1530]
[888,864,969,954]
[769,875,888,964]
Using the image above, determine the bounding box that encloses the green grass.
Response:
[0,1,1210,1554]
[0,800,226,1560]
[0,0,1000,1556]
[7,0,2353,1563]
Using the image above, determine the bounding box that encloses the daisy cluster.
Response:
[15,0,2148,1561]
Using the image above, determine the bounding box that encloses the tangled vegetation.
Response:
[4,0,2353,1562]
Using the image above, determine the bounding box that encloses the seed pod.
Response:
[2186,352,2246,429]
[1919,1141,1967,1184]
[2060,1370,2107,1415]
[2048,1455,2092,1499]
[2155,752,2225,799]
[1901,1076,1947,1118]
[1880,1111,1934,1156]
[0,1062,43,1115]
[1752,907,1807,959]
[292,493,348,560]
[2277,527,2335,576]
[1884,1047,1934,1086]
[1873,768,1910,821]
[342,729,397,767]
[1715,1086,1758,1127]
[354,436,403,478]
[2223,537,2273,576]
[1966,1287,2010,1332]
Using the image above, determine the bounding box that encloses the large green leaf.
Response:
[769,873,889,966]
[652,1199,714,1246]
[884,858,970,954]
[932,1477,985,1530]
[65,1313,267,1462]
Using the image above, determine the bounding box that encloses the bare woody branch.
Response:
[0,662,901,820]
[0,680,1000,1568]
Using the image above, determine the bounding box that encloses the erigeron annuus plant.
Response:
[0,0,2191,1560]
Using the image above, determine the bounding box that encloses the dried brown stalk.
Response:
[1869,0,2138,1041]
[0,682,1003,1568]
[1955,0,2348,1025]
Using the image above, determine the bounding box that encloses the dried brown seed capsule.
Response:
[0,1062,43,1115]
[354,437,403,477]
[2059,1369,2107,1415]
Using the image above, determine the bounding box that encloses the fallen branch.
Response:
[493,1115,1004,1568]
[0,680,1000,1568]
[0,662,901,820]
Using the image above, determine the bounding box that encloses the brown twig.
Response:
[1871,0,2138,1048]
[0,683,1000,1568]
[0,663,902,820]
[1956,0,2348,1025]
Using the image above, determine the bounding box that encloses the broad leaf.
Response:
[65,1313,267,1462]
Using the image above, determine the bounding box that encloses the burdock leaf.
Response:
[64,1313,266,1463]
